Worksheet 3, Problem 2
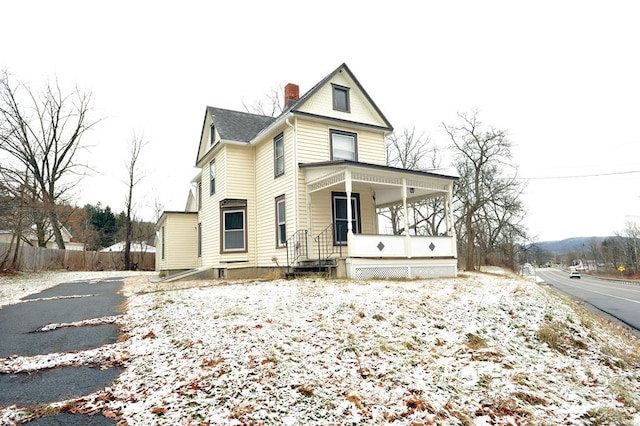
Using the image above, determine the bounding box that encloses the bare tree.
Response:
[123,132,147,270]
[383,127,445,235]
[443,110,526,271]
[242,84,284,117]
[0,70,99,249]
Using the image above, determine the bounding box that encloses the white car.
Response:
[569,271,581,279]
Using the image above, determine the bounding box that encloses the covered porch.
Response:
[291,160,458,279]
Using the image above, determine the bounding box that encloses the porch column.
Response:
[446,183,454,237]
[345,169,353,236]
[401,178,409,236]
[402,178,411,258]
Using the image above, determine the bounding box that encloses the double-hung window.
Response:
[209,160,216,195]
[221,207,246,252]
[332,84,350,112]
[276,195,286,247]
[330,130,357,161]
[274,133,284,177]
[197,181,202,210]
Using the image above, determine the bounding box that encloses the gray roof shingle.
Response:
[207,107,276,142]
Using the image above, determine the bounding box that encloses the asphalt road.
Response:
[536,268,640,335]
[0,276,126,425]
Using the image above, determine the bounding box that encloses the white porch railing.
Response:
[346,234,456,258]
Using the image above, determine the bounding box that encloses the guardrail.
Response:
[582,274,640,286]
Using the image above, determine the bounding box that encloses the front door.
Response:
[332,192,360,245]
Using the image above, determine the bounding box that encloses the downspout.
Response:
[285,117,299,243]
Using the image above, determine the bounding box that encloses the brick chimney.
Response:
[284,83,299,108]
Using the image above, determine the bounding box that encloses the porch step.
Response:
[285,265,330,279]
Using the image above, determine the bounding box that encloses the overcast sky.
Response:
[2,1,639,242]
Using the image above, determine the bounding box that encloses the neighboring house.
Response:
[0,224,84,251]
[156,63,458,279]
[100,241,156,253]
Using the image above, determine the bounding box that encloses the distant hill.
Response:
[534,237,612,254]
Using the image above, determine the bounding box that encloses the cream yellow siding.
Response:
[199,148,225,265]
[295,119,386,165]
[254,127,294,266]
[156,212,198,272]
[222,144,256,264]
[297,72,387,128]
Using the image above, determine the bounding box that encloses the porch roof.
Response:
[299,160,458,208]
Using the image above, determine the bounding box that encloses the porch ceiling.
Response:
[301,161,454,208]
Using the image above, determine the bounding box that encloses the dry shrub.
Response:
[580,406,632,425]
[513,391,548,406]
[465,333,488,350]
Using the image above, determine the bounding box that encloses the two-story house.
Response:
[156,63,458,280]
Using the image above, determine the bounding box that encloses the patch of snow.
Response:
[1,272,639,425]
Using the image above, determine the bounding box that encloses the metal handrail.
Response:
[313,223,345,265]
[285,229,308,273]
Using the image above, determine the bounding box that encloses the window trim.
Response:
[161,226,165,260]
[332,84,350,112]
[274,132,284,178]
[220,206,247,253]
[275,195,286,248]
[197,181,202,210]
[209,124,216,146]
[197,222,202,257]
[209,159,216,195]
[331,192,361,245]
[330,129,358,161]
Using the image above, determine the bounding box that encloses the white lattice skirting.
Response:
[346,258,457,280]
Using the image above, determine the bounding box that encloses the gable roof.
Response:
[207,107,276,142]
[197,107,276,165]
[253,63,393,142]
[285,63,393,131]
[197,63,393,164]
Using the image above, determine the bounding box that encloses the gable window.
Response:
[275,195,286,247]
[209,124,216,146]
[332,84,350,112]
[330,130,357,161]
[197,181,202,210]
[332,192,361,245]
[221,205,247,252]
[274,132,284,177]
[197,222,202,257]
[209,160,216,195]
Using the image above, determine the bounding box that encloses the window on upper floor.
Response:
[274,132,284,178]
[275,195,286,248]
[210,160,216,195]
[209,124,216,146]
[197,181,202,210]
[332,84,350,112]
[330,129,357,161]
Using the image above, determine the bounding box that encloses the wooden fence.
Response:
[0,242,155,272]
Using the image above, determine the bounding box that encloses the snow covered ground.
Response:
[1,270,639,425]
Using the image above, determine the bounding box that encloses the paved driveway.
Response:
[0,276,127,425]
